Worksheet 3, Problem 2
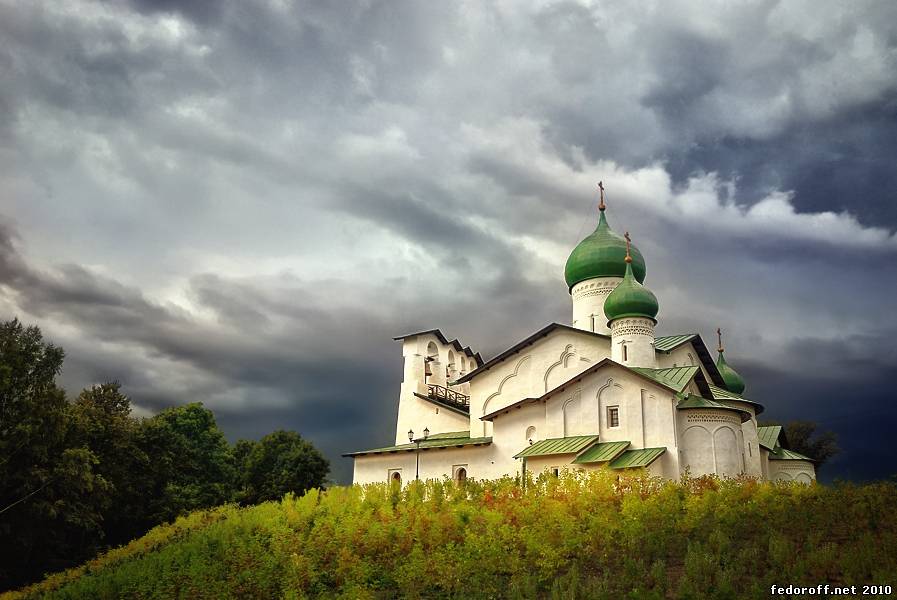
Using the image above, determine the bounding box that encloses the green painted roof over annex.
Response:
[769,447,815,461]
[757,426,782,452]
[708,383,765,415]
[514,435,598,459]
[565,209,647,290]
[572,441,630,464]
[654,334,697,352]
[609,447,666,469]
[342,431,492,457]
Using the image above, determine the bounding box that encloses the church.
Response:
[345,184,816,485]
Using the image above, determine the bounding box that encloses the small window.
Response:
[622,344,628,362]
[390,471,402,485]
[607,406,620,428]
[455,467,467,483]
[525,425,537,443]
[551,467,560,477]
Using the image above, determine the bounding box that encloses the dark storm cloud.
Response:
[3,0,897,483]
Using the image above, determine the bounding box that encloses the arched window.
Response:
[455,467,467,484]
[525,425,537,443]
[447,350,456,379]
[469,358,477,372]
[425,342,439,382]
[390,471,402,485]
[622,344,628,362]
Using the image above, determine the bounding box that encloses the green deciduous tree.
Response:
[0,319,108,589]
[782,420,840,468]
[137,403,238,524]
[236,430,329,504]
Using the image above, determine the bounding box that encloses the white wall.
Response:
[571,276,622,334]
[768,460,816,483]
[677,408,745,478]
[352,444,501,485]
[468,328,611,437]
[610,317,657,369]
[394,333,476,444]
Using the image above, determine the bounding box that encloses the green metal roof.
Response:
[572,441,630,464]
[630,365,699,393]
[769,447,815,461]
[565,209,647,290]
[514,435,599,459]
[716,350,746,394]
[708,383,764,415]
[343,432,492,457]
[654,334,697,352]
[609,447,666,469]
[603,261,659,322]
[757,426,782,452]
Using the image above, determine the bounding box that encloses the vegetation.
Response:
[5,471,897,600]
[0,319,329,591]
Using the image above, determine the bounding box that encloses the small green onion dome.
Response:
[603,260,659,323]
[716,351,746,395]
[565,210,647,291]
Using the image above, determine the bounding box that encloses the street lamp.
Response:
[408,427,430,480]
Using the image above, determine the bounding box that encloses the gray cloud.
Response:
[2,0,897,483]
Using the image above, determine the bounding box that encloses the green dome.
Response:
[603,261,659,323]
[716,351,746,395]
[564,210,647,291]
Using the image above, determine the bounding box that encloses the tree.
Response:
[236,430,329,504]
[0,319,108,590]
[782,420,839,468]
[67,382,149,546]
[136,403,237,525]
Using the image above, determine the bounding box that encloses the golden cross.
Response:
[597,181,606,211]
[717,327,724,353]
[624,231,632,262]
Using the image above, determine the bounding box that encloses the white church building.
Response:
[345,185,816,485]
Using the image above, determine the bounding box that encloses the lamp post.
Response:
[408,427,430,480]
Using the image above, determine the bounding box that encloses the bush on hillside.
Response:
[7,470,897,600]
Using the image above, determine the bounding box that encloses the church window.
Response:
[390,471,402,485]
[607,406,620,428]
[525,425,537,443]
[551,467,560,477]
[622,344,628,362]
[455,466,467,483]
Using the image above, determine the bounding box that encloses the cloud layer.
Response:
[2,0,896,482]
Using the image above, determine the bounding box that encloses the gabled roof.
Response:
[630,365,701,394]
[654,334,697,352]
[654,333,727,389]
[393,329,483,365]
[513,435,599,459]
[769,447,815,462]
[454,323,609,384]
[708,383,765,415]
[757,425,782,452]
[343,431,491,457]
[609,447,666,469]
[482,358,705,422]
[572,441,630,464]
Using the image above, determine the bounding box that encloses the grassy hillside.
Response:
[6,472,897,599]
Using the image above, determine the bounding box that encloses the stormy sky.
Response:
[2,0,896,484]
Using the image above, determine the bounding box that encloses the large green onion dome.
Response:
[716,350,746,395]
[564,209,647,291]
[603,258,659,323]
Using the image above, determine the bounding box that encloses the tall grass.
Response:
[7,470,897,599]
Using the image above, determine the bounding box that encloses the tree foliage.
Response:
[0,318,329,592]
[236,430,329,504]
[782,421,840,468]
